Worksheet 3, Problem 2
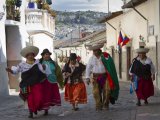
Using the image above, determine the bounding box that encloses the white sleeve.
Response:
[146,57,156,74]
[11,64,21,74]
[86,57,93,79]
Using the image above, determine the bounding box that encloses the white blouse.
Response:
[86,55,106,78]
[11,59,44,74]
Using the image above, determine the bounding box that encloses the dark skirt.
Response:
[136,77,154,100]
[41,80,61,109]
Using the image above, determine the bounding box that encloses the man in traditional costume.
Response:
[129,46,155,106]
[86,44,119,111]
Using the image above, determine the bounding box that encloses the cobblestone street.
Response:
[0,81,160,120]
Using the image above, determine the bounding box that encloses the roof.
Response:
[54,39,81,49]
[99,11,123,23]
[78,29,106,42]
[122,0,147,9]
[54,29,106,49]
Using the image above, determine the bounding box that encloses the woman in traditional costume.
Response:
[62,53,87,111]
[6,46,46,118]
[129,46,155,106]
[39,49,64,115]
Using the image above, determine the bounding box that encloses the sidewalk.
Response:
[0,81,160,120]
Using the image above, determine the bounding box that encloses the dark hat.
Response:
[41,49,52,56]
[69,53,77,60]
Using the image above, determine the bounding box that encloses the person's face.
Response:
[70,59,76,65]
[43,53,51,60]
[26,53,35,61]
[93,49,100,57]
[138,52,146,60]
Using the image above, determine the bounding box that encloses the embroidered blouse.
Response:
[11,59,44,75]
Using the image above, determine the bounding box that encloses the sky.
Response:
[52,0,123,13]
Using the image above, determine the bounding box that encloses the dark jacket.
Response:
[62,62,86,85]
[20,64,46,88]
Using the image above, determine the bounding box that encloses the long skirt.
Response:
[64,82,87,104]
[42,80,61,110]
[136,77,154,100]
[27,83,44,112]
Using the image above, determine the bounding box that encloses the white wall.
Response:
[32,34,54,59]
[105,0,160,82]
[0,1,9,95]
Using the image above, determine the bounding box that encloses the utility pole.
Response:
[108,0,109,13]
[77,13,80,40]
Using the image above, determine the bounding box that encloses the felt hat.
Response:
[136,46,149,53]
[69,53,77,60]
[41,49,52,56]
[20,46,39,58]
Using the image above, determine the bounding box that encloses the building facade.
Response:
[100,0,160,88]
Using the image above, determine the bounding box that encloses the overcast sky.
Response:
[53,0,123,13]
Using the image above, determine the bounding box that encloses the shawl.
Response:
[101,52,119,103]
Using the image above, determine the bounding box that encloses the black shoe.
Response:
[144,100,148,105]
[28,112,33,118]
[44,110,48,116]
[136,101,141,106]
[34,111,37,115]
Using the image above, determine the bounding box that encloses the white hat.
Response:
[136,46,149,53]
[20,46,39,58]
[87,44,104,50]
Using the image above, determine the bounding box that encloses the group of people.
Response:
[6,43,156,118]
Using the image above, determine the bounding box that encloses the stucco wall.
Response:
[6,26,28,89]
[105,0,160,83]
[32,33,54,59]
[0,1,9,95]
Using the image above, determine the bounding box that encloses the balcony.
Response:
[25,9,55,34]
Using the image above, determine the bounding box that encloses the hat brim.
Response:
[20,46,39,58]
[87,44,104,50]
[136,48,149,53]
[41,52,52,56]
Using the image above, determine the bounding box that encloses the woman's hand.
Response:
[152,74,155,81]
[6,67,13,73]
[42,64,46,70]
[63,72,72,78]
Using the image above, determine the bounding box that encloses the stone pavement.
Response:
[0,81,160,120]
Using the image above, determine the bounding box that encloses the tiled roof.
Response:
[98,11,123,23]
[122,0,147,9]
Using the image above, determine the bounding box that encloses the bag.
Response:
[130,83,133,94]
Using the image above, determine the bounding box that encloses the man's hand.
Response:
[86,78,90,85]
